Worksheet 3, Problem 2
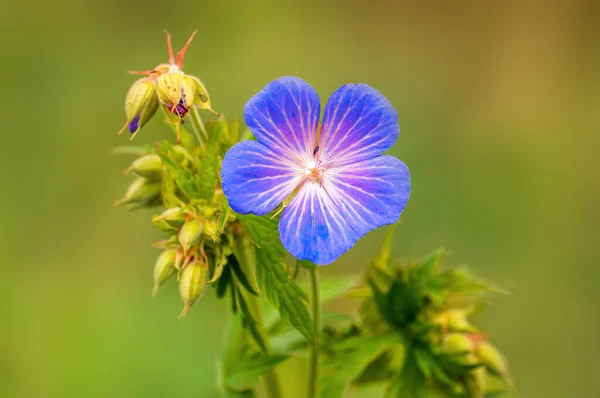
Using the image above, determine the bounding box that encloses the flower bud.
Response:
[157,207,187,228]
[156,72,196,118]
[202,220,219,242]
[119,78,159,139]
[178,218,203,254]
[114,177,161,207]
[126,154,163,180]
[178,260,207,318]
[153,249,177,297]
[464,365,487,398]
[444,333,474,355]
[446,309,476,333]
[151,216,177,233]
[476,342,511,381]
[171,145,191,164]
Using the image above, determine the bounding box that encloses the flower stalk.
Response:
[307,265,321,398]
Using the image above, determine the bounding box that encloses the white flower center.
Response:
[304,160,325,183]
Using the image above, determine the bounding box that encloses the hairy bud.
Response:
[118,78,159,139]
[153,249,177,297]
[446,309,476,333]
[178,260,207,318]
[444,333,474,355]
[114,177,161,207]
[152,207,187,232]
[476,342,511,382]
[127,154,163,180]
[464,365,487,398]
[202,220,220,242]
[178,218,203,254]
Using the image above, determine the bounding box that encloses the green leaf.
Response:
[228,119,240,145]
[108,145,151,156]
[270,329,306,354]
[319,334,403,398]
[374,224,398,269]
[156,143,199,200]
[416,248,446,282]
[227,354,290,391]
[206,390,255,398]
[385,355,427,398]
[229,254,259,296]
[239,128,255,141]
[160,168,180,208]
[218,205,231,233]
[413,346,434,379]
[207,249,228,283]
[232,284,268,353]
[239,214,313,344]
[197,119,224,202]
[320,275,357,303]
[216,264,232,298]
[298,259,317,270]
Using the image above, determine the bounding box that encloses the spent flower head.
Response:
[221,76,411,265]
[118,30,219,141]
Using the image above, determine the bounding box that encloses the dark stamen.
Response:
[313,146,320,156]
[173,98,189,117]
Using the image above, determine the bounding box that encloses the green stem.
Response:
[307,265,321,398]
[233,232,283,398]
[219,300,243,391]
[191,106,208,144]
[245,293,283,398]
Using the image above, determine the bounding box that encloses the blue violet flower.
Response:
[222,77,411,265]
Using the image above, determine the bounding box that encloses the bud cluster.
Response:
[357,248,513,397]
[150,201,235,318]
[114,117,240,317]
[114,154,163,210]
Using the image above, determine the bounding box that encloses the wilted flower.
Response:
[119,30,219,141]
[221,77,410,265]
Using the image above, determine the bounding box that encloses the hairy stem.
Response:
[245,293,283,398]
[233,232,282,398]
[189,106,208,145]
[307,266,321,398]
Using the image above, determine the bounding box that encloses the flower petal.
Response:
[279,183,360,265]
[320,84,399,166]
[324,155,411,237]
[221,140,303,215]
[244,76,321,165]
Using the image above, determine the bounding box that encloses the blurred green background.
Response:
[1,0,598,397]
